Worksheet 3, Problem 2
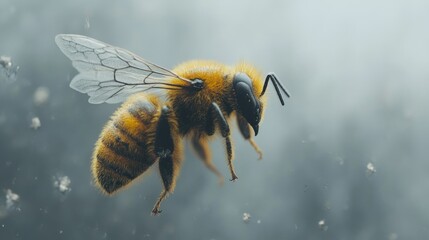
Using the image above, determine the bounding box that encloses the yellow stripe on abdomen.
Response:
[91,94,161,194]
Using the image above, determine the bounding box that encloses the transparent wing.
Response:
[55,34,192,104]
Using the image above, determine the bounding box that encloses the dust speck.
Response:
[0,55,19,83]
[5,189,19,210]
[366,162,376,175]
[0,56,12,68]
[318,219,328,231]
[53,176,71,194]
[242,212,251,223]
[33,87,50,105]
[30,117,41,130]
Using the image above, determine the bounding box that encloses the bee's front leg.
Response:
[236,113,263,160]
[225,135,238,181]
[211,102,238,181]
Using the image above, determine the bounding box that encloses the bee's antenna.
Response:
[260,73,290,105]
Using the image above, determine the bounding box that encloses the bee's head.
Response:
[232,72,262,136]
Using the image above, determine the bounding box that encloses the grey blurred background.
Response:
[1,0,429,239]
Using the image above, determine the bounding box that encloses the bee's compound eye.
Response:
[233,73,261,135]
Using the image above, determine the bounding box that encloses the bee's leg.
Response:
[225,135,238,181]
[236,113,263,160]
[211,102,238,181]
[152,106,182,215]
[191,133,224,185]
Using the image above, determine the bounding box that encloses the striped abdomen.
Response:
[92,94,161,194]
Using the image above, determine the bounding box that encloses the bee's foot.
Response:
[230,174,238,182]
[151,208,162,216]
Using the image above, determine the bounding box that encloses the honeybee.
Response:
[55,34,290,215]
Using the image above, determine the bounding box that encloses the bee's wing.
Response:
[55,34,192,104]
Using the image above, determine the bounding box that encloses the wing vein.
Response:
[55,34,192,104]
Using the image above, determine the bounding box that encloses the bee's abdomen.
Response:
[92,95,160,194]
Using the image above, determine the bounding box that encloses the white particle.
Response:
[366,162,376,174]
[0,56,19,83]
[53,176,72,194]
[5,189,19,210]
[318,219,328,231]
[33,87,50,105]
[256,219,261,224]
[59,230,63,234]
[0,56,12,68]
[30,117,41,130]
[242,212,251,223]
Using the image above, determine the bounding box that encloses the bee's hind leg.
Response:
[191,133,224,185]
[236,113,263,160]
[211,102,238,181]
[152,106,182,215]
